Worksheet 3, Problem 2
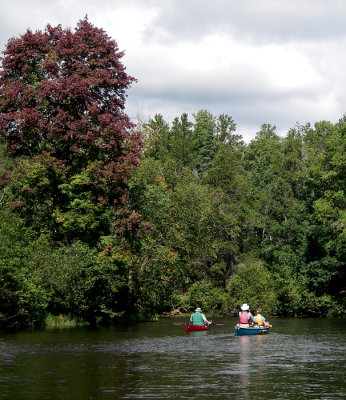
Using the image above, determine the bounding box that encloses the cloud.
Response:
[125,30,333,139]
[143,0,346,44]
[1,0,345,142]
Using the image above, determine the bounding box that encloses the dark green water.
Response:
[0,318,345,399]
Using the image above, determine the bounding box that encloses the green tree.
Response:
[193,110,217,174]
[141,114,170,159]
[166,113,198,169]
[302,118,345,307]
[0,207,49,326]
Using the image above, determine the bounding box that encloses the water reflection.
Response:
[188,331,208,337]
[239,336,250,398]
[237,334,268,398]
[253,336,265,395]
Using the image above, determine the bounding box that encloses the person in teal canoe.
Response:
[238,303,256,328]
[254,308,272,328]
[190,307,212,326]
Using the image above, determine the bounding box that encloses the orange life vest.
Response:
[255,313,264,326]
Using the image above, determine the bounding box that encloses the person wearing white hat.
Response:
[190,307,211,326]
[238,304,256,328]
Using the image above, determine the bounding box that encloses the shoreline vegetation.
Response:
[29,312,346,332]
[0,19,345,330]
[2,310,344,332]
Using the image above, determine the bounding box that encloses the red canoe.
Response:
[185,324,210,332]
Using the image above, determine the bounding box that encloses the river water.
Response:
[0,318,345,399]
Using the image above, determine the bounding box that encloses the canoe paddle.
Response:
[173,322,225,326]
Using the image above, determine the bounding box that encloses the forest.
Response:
[0,19,345,328]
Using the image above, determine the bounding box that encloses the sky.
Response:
[1,0,346,142]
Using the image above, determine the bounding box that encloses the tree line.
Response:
[0,19,345,328]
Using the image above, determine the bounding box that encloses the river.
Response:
[0,318,345,399]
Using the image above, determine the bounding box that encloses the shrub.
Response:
[226,259,278,314]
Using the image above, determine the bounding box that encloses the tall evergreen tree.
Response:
[193,110,217,173]
[167,113,198,169]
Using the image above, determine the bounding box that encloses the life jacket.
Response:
[255,313,264,326]
[191,312,204,325]
[239,311,249,324]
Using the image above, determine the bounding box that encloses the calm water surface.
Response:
[0,318,345,399]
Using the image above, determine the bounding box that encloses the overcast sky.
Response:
[1,0,346,141]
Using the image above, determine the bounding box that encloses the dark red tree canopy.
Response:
[0,18,143,243]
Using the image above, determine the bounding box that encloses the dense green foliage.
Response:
[132,115,345,318]
[0,20,345,328]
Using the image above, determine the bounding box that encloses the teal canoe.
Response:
[235,325,269,336]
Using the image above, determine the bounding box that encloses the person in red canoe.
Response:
[190,307,212,326]
[238,303,256,328]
